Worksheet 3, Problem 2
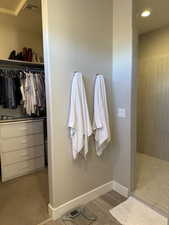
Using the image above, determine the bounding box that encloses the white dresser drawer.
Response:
[0,120,43,138]
[0,134,44,152]
[1,145,44,166]
[2,157,44,182]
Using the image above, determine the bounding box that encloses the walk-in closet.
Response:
[0,1,49,225]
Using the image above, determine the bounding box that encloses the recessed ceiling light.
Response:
[141,9,151,18]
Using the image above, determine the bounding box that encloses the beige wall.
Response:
[138,26,169,161]
[42,0,134,208]
[0,13,43,59]
[112,0,134,189]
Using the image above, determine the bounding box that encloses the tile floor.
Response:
[134,153,169,214]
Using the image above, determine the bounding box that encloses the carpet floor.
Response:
[0,169,49,225]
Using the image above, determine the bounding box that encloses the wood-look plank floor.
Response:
[41,191,126,225]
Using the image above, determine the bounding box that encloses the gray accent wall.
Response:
[42,0,134,209]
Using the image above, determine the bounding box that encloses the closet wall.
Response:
[0,11,43,117]
[0,13,43,59]
[138,26,169,161]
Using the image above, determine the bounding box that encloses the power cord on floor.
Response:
[62,207,97,225]
[62,217,95,225]
[62,216,78,225]
[80,208,97,221]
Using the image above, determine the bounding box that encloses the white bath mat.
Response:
[110,197,168,225]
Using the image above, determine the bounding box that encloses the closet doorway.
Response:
[133,0,169,216]
[0,1,49,225]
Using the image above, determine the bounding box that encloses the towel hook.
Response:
[73,71,79,76]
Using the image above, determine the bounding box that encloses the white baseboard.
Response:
[48,181,113,220]
[112,181,129,198]
[48,180,129,220]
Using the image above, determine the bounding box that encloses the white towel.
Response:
[93,74,111,156]
[68,72,92,159]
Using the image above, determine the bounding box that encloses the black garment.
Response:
[0,73,22,109]
[0,76,3,104]
[2,77,8,108]
[2,77,15,109]
[14,77,22,105]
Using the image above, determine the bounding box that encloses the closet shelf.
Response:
[0,59,44,67]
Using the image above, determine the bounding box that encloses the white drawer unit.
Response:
[0,133,44,152]
[1,157,44,182]
[0,119,45,182]
[1,145,44,166]
[0,120,43,138]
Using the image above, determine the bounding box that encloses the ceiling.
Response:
[0,0,41,16]
[136,0,169,34]
[0,0,42,33]
[0,0,28,16]
[1,0,168,35]
[0,0,21,11]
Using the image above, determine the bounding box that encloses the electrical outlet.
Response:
[117,108,126,118]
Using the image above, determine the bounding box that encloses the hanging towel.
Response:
[68,72,92,160]
[93,74,111,156]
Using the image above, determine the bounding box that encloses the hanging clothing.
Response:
[35,73,46,110]
[24,72,37,115]
[15,76,22,105]
[0,71,22,109]
[93,74,111,156]
[20,72,46,116]
[0,68,45,116]
[68,72,92,160]
[0,76,3,105]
